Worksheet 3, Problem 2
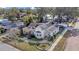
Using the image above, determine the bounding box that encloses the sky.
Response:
[0,0,33,7]
[0,0,79,7]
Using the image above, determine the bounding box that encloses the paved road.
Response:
[0,42,19,51]
[65,18,79,51]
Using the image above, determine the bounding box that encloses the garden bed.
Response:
[34,43,50,51]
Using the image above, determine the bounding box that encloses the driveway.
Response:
[0,42,19,51]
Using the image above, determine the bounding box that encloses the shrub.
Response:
[18,39,24,42]
[28,42,36,45]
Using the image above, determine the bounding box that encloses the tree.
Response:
[22,15,34,26]
[6,7,20,22]
[54,7,78,16]
[0,8,5,15]
[22,9,37,26]
[26,9,32,14]
[34,7,56,22]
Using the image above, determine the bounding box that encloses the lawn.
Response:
[3,38,51,51]
[3,39,39,51]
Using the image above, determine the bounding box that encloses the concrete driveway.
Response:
[0,42,19,51]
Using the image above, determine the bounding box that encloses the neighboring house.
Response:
[0,19,25,30]
[0,19,11,26]
[28,23,47,35]
[0,19,12,30]
[47,25,59,37]
[54,15,58,20]
[16,13,26,18]
[28,23,38,35]
[22,23,45,36]
[57,23,68,28]
[34,22,59,39]
[43,14,53,22]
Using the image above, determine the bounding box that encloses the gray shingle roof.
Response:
[37,22,52,30]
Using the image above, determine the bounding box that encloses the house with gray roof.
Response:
[34,22,59,39]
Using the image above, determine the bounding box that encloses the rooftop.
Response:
[37,21,53,30]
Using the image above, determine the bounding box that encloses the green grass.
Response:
[17,39,24,42]
[31,37,38,41]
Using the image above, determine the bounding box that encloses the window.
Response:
[37,34,38,36]
[39,34,41,36]
[36,31,41,33]
[37,33,41,36]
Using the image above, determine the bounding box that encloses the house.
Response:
[28,23,39,35]
[22,23,45,36]
[0,19,20,29]
[57,23,68,28]
[0,19,11,26]
[47,25,59,37]
[0,19,12,30]
[34,22,59,39]
[17,13,26,19]
[1,20,25,30]
[28,23,38,29]
[43,14,53,22]
[53,15,58,20]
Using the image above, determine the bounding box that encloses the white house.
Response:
[34,22,59,39]
[47,25,59,37]
[45,14,53,20]
[34,24,46,39]
[54,15,58,20]
[43,14,53,22]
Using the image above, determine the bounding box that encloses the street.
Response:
[0,42,19,51]
[65,18,79,51]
